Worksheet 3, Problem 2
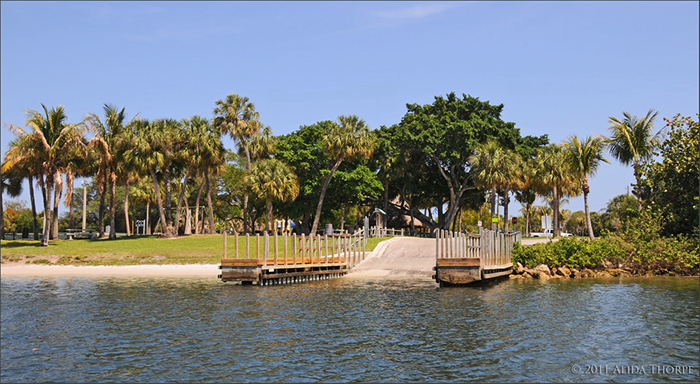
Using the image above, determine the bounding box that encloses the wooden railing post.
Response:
[223,231,227,259]
[263,232,268,266]
[293,234,298,265]
[246,233,250,259]
[235,232,239,259]
[274,231,278,265]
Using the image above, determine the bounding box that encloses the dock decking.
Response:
[218,231,367,285]
[433,229,520,286]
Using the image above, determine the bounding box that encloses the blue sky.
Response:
[2,1,698,217]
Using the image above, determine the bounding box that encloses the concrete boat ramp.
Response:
[348,237,436,278]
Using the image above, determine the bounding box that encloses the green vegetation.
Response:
[1,235,393,266]
[514,114,699,275]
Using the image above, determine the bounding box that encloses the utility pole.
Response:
[82,180,88,231]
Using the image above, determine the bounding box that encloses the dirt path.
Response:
[349,237,436,277]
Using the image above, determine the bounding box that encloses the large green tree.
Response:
[563,135,610,239]
[396,93,546,231]
[640,114,699,236]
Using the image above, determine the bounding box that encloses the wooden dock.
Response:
[433,229,520,286]
[218,231,367,285]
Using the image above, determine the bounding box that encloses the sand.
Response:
[0,264,221,277]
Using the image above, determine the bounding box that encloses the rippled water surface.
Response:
[2,275,698,382]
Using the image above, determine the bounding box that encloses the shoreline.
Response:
[0,264,221,277]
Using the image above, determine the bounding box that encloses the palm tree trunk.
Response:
[490,186,497,231]
[146,201,151,235]
[109,179,117,240]
[149,167,170,238]
[503,189,510,233]
[0,184,4,240]
[164,169,173,233]
[525,203,531,237]
[98,179,107,238]
[583,179,594,240]
[553,186,560,237]
[310,157,343,235]
[205,169,215,234]
[29,176,38,240]
[243,142,252,234]
[124,181,130,236]
[633,163,642,213]
[266,200,273,233]
[69,180,75,230]
[194,176,205,235]
[41,173,53,246]
[51,173,62,240]
[174,167,193,237]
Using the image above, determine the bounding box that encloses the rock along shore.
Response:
[509,262,697,280]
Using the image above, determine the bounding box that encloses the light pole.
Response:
[82,180,88,231]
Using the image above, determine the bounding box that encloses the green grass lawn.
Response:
[0,235,393,266]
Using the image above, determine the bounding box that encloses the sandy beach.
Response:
[0,264,221,277]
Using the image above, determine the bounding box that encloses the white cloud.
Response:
[375,2,462,21]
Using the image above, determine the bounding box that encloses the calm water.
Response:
[1,275,698,383]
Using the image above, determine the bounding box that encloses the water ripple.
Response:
[1,276,698,382]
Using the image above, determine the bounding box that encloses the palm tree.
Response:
[469,140,510,231]
[213,93,260,233]
[607,109,662,213]
[310,115,375,235]
[2,134,41,240]
[246,158,300,232]
[535,144,578,237]
[124,119,176,238]
[3,105,85,246]
[172,116,224,235]
[563,135,610,239]
[0,169,23,239]
[86,105,137,239]
[514,157,539,237]
[500,150,522,233]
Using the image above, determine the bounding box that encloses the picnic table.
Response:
[66,229,97,240]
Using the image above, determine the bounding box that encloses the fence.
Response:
[223,227,368,270]
[435,229,521,269]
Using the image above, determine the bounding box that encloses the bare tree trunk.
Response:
[124,180,130,236]
[310,157,343,235]
[29,176,39,240]
[205,169,215,234]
